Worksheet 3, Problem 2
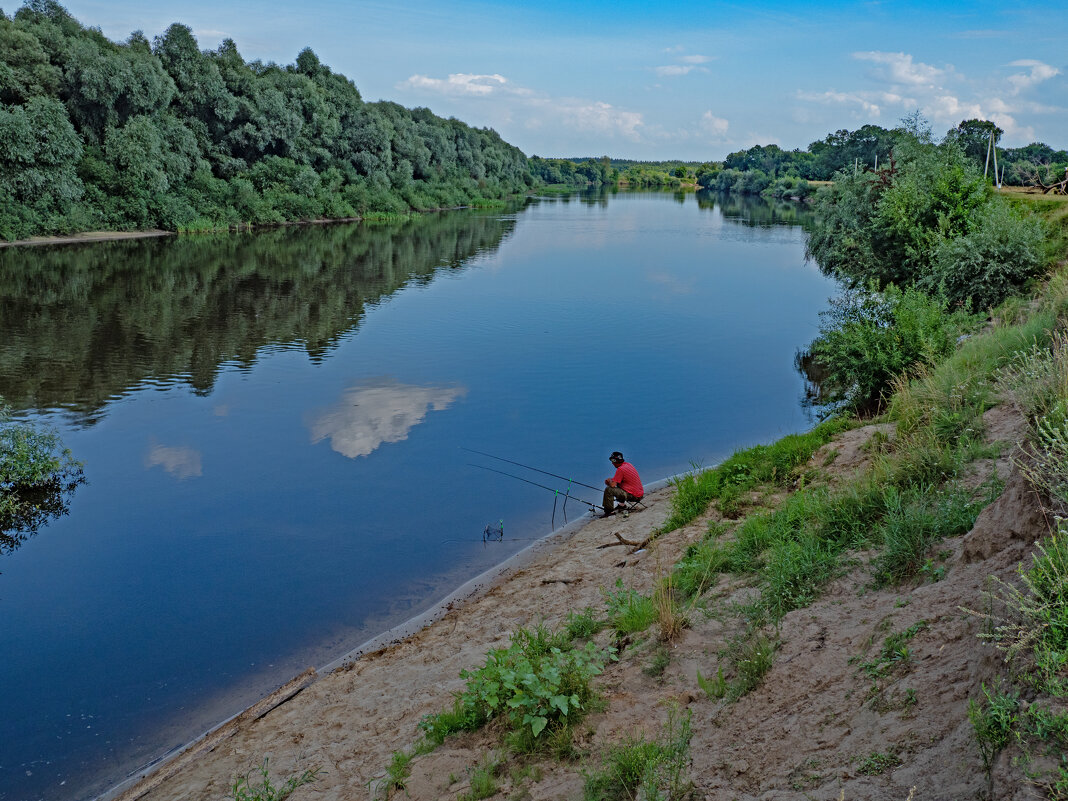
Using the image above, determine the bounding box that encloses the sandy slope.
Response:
[108,408,1047,801]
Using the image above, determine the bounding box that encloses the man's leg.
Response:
[603,486,627,514]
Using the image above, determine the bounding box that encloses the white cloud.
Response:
[401,73,521,97]
[797,89,883,117]
[853,51,944,86]
[308,377,466,459]
[655,64,696,77]
[402,71,646,144]
[699,111,730,138]
[1007,60,1061,94]
[145,444,202,480]
[680,55,712,65]
[545,100,645,140]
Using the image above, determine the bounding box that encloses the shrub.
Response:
[803,283,973,412]
[926,199,1047,309]
[0,403,84,546]
[458,624,613,738]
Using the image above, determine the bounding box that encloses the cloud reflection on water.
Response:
[309,377,467,459]
[145,444,203,479]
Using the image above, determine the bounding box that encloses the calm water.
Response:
[0,190,835,800]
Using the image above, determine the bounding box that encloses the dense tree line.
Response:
[0,1,532,240]
[695,119,1066,198]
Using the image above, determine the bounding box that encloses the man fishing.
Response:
[602,451,643,517]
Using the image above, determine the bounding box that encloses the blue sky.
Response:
[54,0,1068,160]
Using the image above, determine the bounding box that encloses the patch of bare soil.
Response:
[111,409,1049,801]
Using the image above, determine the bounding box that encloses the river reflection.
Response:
[0,191,836,801]
[0,210,516,421]
[309,377,468,459]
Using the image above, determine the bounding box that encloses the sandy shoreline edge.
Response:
[98,475,681,801]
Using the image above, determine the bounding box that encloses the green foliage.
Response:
[803,283,974,412]
[968,684,1020,772]
[230,758,320,801]
[806,121,1046,310]
[871,484,989,586]
[601,580,657,635]
[927,199,1047,309]
[663,416,850,531]
[0,402,84,549]
[857,750,902,775]
[0,4,531,240]
[457,623,612,740]
[582,707,693,801]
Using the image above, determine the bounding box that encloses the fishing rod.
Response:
[460,447,602,493]
[467,462,603,527]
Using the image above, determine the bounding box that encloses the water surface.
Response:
[0,191,836,800]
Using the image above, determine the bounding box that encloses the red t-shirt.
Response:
[612,462,644,498]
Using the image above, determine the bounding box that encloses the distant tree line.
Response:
[0,1,532,240]
[695,118,1067,198]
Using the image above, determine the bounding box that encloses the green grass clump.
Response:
[419,694,487,745]
[724,631,778,700]
[856,750,902,775]
[231,758,320,801]
[670,535,731,600]
[583,707,693,801]
[458,754,501,801]
[977,530,1068,696]
[872,484,990,586]
[662,417,851,531]
[564,607,605,641]
[602,580,657,635]
[968,683,1020,772]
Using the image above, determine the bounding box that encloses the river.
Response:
[0,189,836,800]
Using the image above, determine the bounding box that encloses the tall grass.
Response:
[662,417,851,531]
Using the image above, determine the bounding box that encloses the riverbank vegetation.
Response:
[363,123,1068,798]
[0,1,530,241]
[0,399,83,550]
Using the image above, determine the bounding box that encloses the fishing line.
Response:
[460,447,602,492]
[467,463,602,511]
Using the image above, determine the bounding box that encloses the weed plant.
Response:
[456,624,613,740]
[967,683,1020,772]
[419,694,487,745]
[602,580,657,635]
[582,707,693,801]
[230,758,320,801]
[564,607,605,641]
[458,754,501,801]
[857,750,902,775]
[974,530,1068,696]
